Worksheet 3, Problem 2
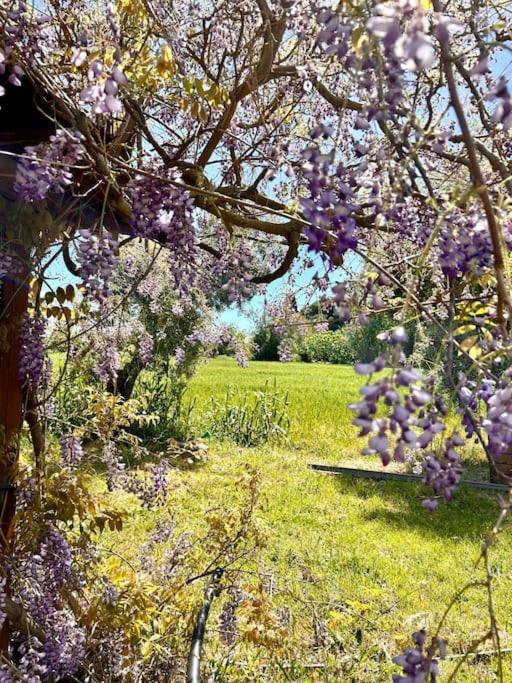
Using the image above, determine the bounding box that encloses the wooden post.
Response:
[0,263,29,651]
[489,451,512,485]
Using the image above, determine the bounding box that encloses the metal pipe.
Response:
[309,464,510,492]
[186,567,223,683]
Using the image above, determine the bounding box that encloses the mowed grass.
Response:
[108,357,512,680]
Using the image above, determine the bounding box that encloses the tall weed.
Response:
[206,381,289,447]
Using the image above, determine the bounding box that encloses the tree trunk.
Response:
[107,359,141,400]
[489,450,512,485]
[0,265,29,651]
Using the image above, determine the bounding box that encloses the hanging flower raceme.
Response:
[138,332,154,366]
[127,169,199,298]
[278,337,294,362]
[174,346,186,366]
[486,76,512,130]
[367,1,436,72]
[315,8,352,60]
[94,344,121,385]
[350,327,462,507]
[219,586,244,646]
[0,2,50,94]
[220,240,257,303]
[127,170,195,243]
[60,435,84,468]
[18,313,46,390]
[231,335,250,368]
[77,228,118,303]
[422,433,464,511]
[300,130,359,262]
[0,576,6,631]
[457,375,495,438]
[14,129,85,202]
[438,208,494,279]
[392,629,446,682]
[79,61,127,115]
[482,369,512,458]
[14,525,86,680]
[0,250,22,278]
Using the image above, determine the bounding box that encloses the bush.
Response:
[301,315,415,365]
[133,366,196,444]
[344,314,399,362]
[301,330,354,364]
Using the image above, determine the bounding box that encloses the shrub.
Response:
[133,366,196,444]
[301,330,354,364]
[301,315,416,365]
[206,381,290,446]
[344,314,399,363]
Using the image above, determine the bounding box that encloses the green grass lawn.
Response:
[189,358,362,461]
[107,357,512,681]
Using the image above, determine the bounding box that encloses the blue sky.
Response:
[218,248,360,332]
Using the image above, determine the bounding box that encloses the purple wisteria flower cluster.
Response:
[15,130,85,202]
[438,208,494,279]
[127,170,195,244]
[231,335,250,368]
[140,518,192,580]
[368,2,437,73]
[14,526,86,679]
[220,240,256,304]
[93,340,121,383]
[350,327,462,506]
[482,369,512,458]
[122,462,170,509]
[79,61,127,115]
[422,433,464,511]
[127,170,199,298]
[60,435,84,468]
[143,462,169,509]
[18,313,46,390]
[487,76,512,130]
[101,440,125,491]
[458,375,495,439]
[278,337,294,362]
[0,250,22,278]
[174,346,186,366]
[219,585,244,646]
[0,576,5,631]
[138,332,154,367]
[77,228,118,303]
[300,135,359,261]
[0,1,50,95]
[140,519,176,572]
[315,9,352,60]
[393,629,446,682]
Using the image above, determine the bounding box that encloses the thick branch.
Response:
[196,12,286,167]
[251,230,300,284]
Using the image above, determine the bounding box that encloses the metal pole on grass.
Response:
[186,567,224,683]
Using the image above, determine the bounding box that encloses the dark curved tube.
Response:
[186,568,223,683]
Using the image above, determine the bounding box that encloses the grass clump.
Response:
[206,380,289,447]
